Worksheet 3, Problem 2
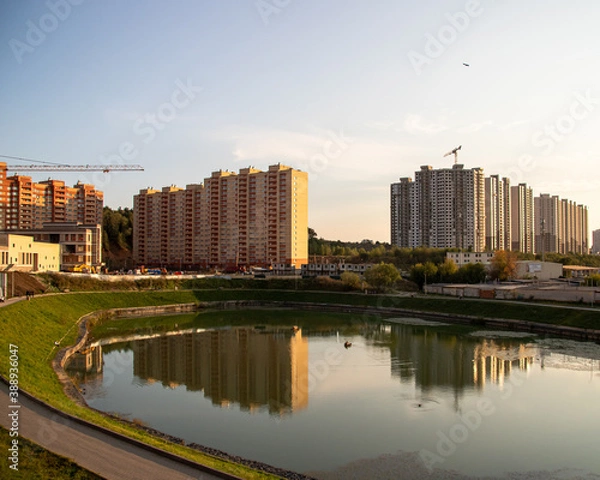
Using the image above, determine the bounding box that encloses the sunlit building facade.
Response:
[0,163,103,230]
[134,164,308,269]
[484,175,511,251]
[535,194,589,255]
[510,183,535,254]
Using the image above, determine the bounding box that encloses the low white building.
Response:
[515,261,563,281]
[3,222,102,271]
[300,263,373,276]
[446,252,494,267]
[0,233,60,272]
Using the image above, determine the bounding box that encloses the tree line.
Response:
[309,228,600,269]
[102,206,133,270]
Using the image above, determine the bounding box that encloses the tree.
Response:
[410,262,438,289]
[456,262,487,284]
[364,262,401,291]
[438,259,458,282]
[102,206,134,270]
[340,271,361,290]
[490,250,517,281]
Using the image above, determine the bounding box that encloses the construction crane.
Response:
[443,145,462,164]
[0,154,144,173]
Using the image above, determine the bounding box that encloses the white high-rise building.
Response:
[510,184,535,254]
[484,175,511,251]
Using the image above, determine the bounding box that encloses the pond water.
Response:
[67,311,600,479]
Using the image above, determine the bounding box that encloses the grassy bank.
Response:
[0,288,598,479]
[187,289,599,328]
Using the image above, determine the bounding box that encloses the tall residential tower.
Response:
[510,183,535,254]
[134,164,308,269]
[484,175,511,251]
[534,194,589,255]
[391,164,485,250]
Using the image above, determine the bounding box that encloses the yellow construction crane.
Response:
[443,145,462,165]
[0,154,144,173]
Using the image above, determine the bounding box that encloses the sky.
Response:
[1,0,599,243]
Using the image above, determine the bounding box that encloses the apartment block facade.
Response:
[510,183,535,254]
[133,164,308,269]
[593,229,600,255]
[390,177,413,248]
[391,164,485,251]
[0,162,103,230]
[535,194,589,254]
[484,175,511,251]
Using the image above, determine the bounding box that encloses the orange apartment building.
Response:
[0,162,103,230]
[0,162,104,269]
[133,164,308,269]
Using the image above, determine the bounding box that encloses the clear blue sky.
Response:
[1,0,598,242]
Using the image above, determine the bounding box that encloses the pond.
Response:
[67,310,600,479]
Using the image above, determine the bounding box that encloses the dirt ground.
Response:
[2,271,47,299]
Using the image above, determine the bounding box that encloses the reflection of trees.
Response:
[131,327,309,415]
[370,324,537,398]
[387,324,476,395]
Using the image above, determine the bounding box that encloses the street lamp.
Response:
[540,219,545,263]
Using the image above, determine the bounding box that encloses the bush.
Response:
[340,271,362,290]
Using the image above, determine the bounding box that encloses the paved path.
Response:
[0,382,235,480]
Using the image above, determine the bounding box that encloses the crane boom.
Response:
[0,154,143,173]
[4,164,144,172]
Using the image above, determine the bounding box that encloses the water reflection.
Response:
[66,316,600,476]
[374,324,535,394]
[66,345,103,374]
[69,327,309,415]
[66,322,600,417]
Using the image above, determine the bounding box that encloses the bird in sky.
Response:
[463,63,470,67]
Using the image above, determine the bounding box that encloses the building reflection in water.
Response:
[472,341,534,388]
[131,327,309,415]
[65,345,103,375]
[378,324,535,396]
